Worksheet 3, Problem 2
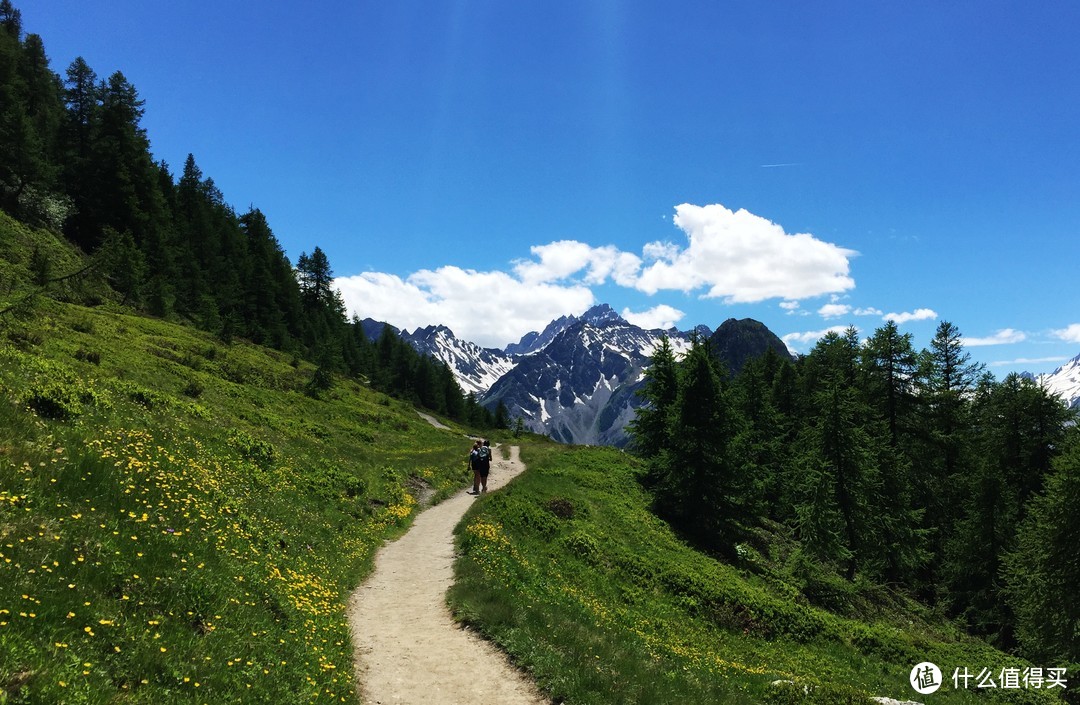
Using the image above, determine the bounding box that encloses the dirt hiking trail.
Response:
[348,445,547,705]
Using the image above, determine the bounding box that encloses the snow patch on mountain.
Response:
[402,325,516,396]
[1036,353,1080,410]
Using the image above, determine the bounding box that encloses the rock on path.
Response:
[348,445,546,705]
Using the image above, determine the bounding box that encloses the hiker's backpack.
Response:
[478,446,490,462]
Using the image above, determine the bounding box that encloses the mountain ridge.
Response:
[1035,353,1080,410]
[396,304,792,446]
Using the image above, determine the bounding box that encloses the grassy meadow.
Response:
[449,442,1063,705]
[0,220,479,703]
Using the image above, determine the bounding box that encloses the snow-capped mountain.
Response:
[482,305,694,446]
[390,303,791,446]
[401,325,516,396]
[504,314,578,356]
[1037,353,1080,410]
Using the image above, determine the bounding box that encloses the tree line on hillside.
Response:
[0,1,502,428]
[631,323,1079,666]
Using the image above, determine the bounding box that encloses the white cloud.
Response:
[1052,324,1080,343]
[621,304,685,330]
[634,203,856,302]
[781,325,852,352]
[884,308,938,325]
[962,329,1027,347]
[819,303,851,319]
[513,240,641,287]
[854,307,883,316]
[335,267,594,348]
[642,240,680,262]
[780,301,810,316]
[990,356,1069,367]
[334,202,861,349]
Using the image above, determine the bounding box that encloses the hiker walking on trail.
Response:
[468,440,482,494]
[478,439,492,493]
[468,439,491,494]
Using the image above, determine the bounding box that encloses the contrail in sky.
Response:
[760,162,802,168]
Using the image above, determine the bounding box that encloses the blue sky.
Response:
[22,1,1080,375]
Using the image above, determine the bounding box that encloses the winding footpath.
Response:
[348,445,546,704]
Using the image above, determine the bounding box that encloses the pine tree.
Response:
[0,7,34,212]
[654,335,744,553]
[860,322,927,584]
[443,371,466,421]
[60,56,99,248]
[1004,428,1080,664]
[99,228,146,305]
[730,353,784,518]
[296,246,336,311]
[628,334,679,487]
[861,321,918,447]
[913,321,982,597]
[494,400,510,429]
[944,372,1072,646]
[0,0,20,37]
[18,35,64,197]
[795,380,882,580]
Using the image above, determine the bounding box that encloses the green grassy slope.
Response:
[450,442,1061,705]
[0,219,477,703]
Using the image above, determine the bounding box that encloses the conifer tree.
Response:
[914,321,982,597]
[945,372,1071,645]
[442,367,466,420]
[18,35,64,197]
[1004,428,1080,664]
[60,56,98,248]
[90,71,161,248]
[654,335,743,553]
[860,322,927,583]
[861,321,918,447]
[494,400,510,429]
[795,379,882,580]
[629,335,678,486]
[0,8,36,213]
[296,246,336,311]
[0,0,20,37]
[100,228,146,305]
[730,353,784,518]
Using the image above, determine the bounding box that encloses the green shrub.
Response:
[74,347,101,365]
[558,529,600,558]
[7,327,43,349]
[70,317,95,334]
[787,549,859,615]
[23,380,81,419]
[228,429,277,469]
[113,380,169,410]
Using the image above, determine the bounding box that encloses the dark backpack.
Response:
[477,446,491,462]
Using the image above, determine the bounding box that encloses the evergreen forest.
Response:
[631,329,1079,669]
[0,0,501,430]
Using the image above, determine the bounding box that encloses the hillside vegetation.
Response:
[450,442,1064,705]
[0,218,481,703]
